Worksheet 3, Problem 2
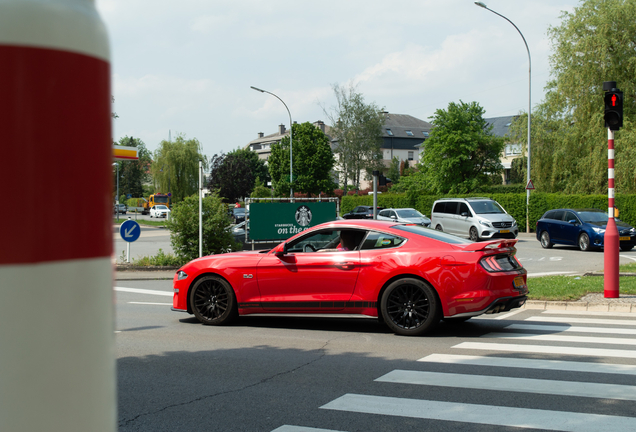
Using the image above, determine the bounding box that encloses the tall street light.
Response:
[251,86,294,199]
[113,162,120,222]
[475,1,532,233]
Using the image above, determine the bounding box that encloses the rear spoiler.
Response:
[456,238,518,252]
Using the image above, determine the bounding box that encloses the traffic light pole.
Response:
[605,127,619,298]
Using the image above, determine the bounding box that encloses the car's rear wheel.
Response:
[540,231,553,249]
[435,225,443,231]
[469,227,480,242]
[380,278,440,336]
[621,244,635,251]
[190,275,237,325]
[578,233,591,251]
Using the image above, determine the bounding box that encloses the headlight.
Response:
[479,220,492,227]
[511,220,517,227]
[592,227,605,234]
[177,270,188,280]
[630,228,636,235]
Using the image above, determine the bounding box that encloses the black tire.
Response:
[578,233,591,251]
[435,225,443,231]
[469,227,480,242]
[443,316,472,324]
[540,231,553,249]
[189,275,238,325]
[380,278,440,336]
[621,244,635,252]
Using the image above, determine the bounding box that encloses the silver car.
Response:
[377,208,431,227]
[430,198,518,241]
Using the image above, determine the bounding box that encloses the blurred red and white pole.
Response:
[0,1,116,431]
[605,128,619,298]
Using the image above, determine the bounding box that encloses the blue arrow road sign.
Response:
[120,219,140,242]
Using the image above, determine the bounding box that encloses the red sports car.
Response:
[172,220,528,336]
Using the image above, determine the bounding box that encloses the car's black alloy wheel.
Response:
[540,231,553,249]
[190,275,237,325]
[380,278,439,336]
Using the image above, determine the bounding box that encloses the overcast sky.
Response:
[97,0,579,158]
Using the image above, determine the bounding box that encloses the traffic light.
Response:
[604,87,624,131]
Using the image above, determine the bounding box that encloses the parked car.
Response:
[113,204,127,214]
[232,207,248,224]
[536,208,636,251]
[342,205,384,219]
[431,198,518,241]
[172,219,528,336]
[377,208,431,227]
[150,205,171,218]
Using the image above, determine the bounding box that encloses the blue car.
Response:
[536,208,636,251]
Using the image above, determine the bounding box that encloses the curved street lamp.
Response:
[475,1,532,233]
[251,86,294,199]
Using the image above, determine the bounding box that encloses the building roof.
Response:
[381,112,432,139]
[484,115,519,138]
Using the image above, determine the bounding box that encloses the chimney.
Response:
[313,120,325,133]
[278,124,286,135]
[258,132,264,138]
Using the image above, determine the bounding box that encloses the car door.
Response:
[256,229,364,310]
[560,211,580,245]
[443,201,459,235]
[549,210,567,243]
[456,202,473,237]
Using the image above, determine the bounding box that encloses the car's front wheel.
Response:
[190,275,238,325]
[380,278,440,336]
[540,231,553,249]
[469,227,480,242]
[621,244,635,252]
[578,233,591,251]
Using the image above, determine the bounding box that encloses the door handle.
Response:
[336,262,355,269]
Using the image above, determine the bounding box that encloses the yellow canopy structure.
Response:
[113,145,139,161]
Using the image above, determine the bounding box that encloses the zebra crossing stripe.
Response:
[507,323,636,335]
[271,426,347,432]
[542,310,636,318]
[375,370,636,401]
[526,316,636,326]
[453,342,636,358]
[114,287,173,297]
[484,332,636,346]
[418,353,636,375]
[320,394,636,431]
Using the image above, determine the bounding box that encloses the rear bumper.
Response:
[445,295,527,319]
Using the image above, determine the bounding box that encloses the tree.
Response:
[209,150,258,203]
[420,101,504,194]
[166,193,240,261]
[151,134,208,203]
[250,178,273,198]
[323,84,384,193]
[509,0,636,193]
[510,156,527,184]
[114,136,152,199]
[268,122,336,196]
[386,156,401,185]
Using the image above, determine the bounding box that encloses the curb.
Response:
[523,300,635,313]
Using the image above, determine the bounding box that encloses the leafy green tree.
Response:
[114,136,152,199]
[233,147,270,184]
[386,156,401,185]
[166,193,240,261]
[510,156,527,184]
[268,122,336,196]
[152,134,208,203]
[323,84,384,192]
[250,178,273,198]
[208,148,269,203]
[509,0,636,193]
[420,101,504,194]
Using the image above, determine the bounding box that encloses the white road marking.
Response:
[320,394,636,431]
[620,254,636,262]
[418,353,636,375]
[128,302,172,306]
[114,287,173,297]
[527,271,578,277]
[541,310,636,318]
[507,323,636,335]
[376,369,636,401]
[453,342,636,358]
[484,332,636,346]
[526,316,636,326]
[271,427,347,432]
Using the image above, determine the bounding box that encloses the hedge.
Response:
[341,193,635,233]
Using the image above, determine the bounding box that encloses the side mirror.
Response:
[461,212,469,217]
[390,215,397,219]
[276,243,288,255]
[568,219,578,225]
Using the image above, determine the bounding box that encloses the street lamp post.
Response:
[251,86,294,199]
[113,162,120,222]
[475,1,532,233]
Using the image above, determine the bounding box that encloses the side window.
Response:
[544,210,555,220]
[553,210,565,221]
[286,229,367,252]
[389,211,397,219]
[433,202,445,213]
[444,201,458,215]
[459,203,472,217]
[564,211,577,222]
[360,232,405,250]
[378,210,389,217]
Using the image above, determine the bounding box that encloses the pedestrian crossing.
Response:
[272,310,636,432]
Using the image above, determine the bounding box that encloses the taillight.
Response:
[480,254,522,272]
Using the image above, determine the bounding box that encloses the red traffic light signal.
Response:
[604,89,624,131]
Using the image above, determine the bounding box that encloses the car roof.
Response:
[545,208,604,213]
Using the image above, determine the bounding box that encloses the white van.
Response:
[431,197,518,241]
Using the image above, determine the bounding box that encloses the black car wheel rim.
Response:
[194,279,229,320]
[386,283,430,330]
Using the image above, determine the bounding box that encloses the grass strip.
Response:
[528,275,636,301]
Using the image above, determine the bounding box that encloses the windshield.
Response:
[396,209,424,218]
[576,211,608,223]
[471,201,505,215]
[154,196,169,203]
[156,205,168,210]
[233,208,245,215]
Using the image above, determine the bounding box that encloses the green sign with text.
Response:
[250,202,337,241]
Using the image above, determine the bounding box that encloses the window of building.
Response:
[423,131,429,137]
[408,151,414,160]
[386,129,393,136]
[252,144,262,150]
[405,130,413,136]
[505,144,522,156]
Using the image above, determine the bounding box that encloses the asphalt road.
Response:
[113,225,636,276]
[115,280,636,432]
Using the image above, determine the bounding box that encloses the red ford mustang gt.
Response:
[172,220,528,336]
